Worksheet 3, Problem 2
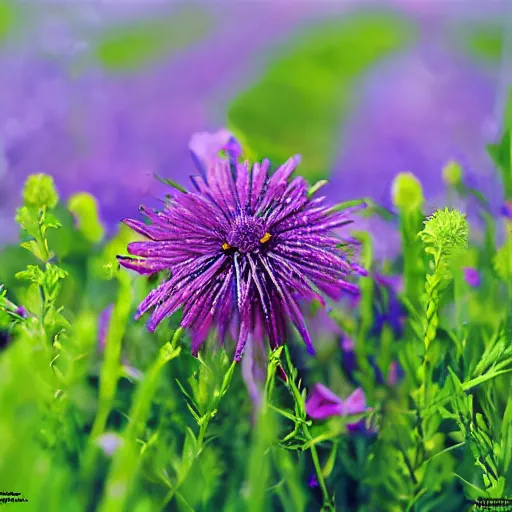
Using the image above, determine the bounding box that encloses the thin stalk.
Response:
[98,330,183,512]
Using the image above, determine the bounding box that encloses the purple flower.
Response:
[340,335,357,376]
[14,306,27,319]
[308,474,319,489]
[118,145,363,360]
[462,267,481,288]
[305,383,368,426]
[500,201,512,219]
[189,129,242,174]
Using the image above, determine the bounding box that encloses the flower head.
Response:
[391,172,424,212]
[22,173,59,210]
[118,139,363,360]
[419,208,469,256]
[442,161,463,187]
[462,267,480,288]
[305,383,369,426]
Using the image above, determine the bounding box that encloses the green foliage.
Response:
[95,8,211,72]
[488,90,512,200]
[2,100,512,512]
[456,23,503,61]
[0,0,14,42]
[392,172,424,212]
[392,172,426,307]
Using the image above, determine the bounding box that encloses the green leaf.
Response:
[154,173,188,194]
[328,198,367,213]
[457,23,503,62]
[462,368,512,391]
[22,174,59,210]
[15,265,45,285]
[95,8,211,72]
[19,240,44,261]
[307,180,328,198]
[178,427,198,482]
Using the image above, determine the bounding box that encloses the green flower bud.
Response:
[68,192,105,244]
[442,161,463,186]
[22,173,59,210]
[419,208,469,256]
[391,172,424,211]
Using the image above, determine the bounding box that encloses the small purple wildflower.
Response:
[387,360,401,386]
[118,143,363,361]
[462,267,481,288]
[96,433,123,457]
[341,335,357,376]
[308,474,319,489]
[305,383,369,429]
[14,306,27,319]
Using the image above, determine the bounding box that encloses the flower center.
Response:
[226,217,268,253]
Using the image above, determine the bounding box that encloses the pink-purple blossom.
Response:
[118,139,364,360]
[462,267,481,288]
[305,383,369,424]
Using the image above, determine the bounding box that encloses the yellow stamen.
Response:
[260,232,271,244]
[222,242,231,251]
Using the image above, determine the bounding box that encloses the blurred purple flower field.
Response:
[0,0,507,251]
[2,3,512,511]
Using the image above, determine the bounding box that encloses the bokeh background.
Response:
[0,0,509,254]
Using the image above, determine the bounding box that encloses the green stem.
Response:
[400,208,424,308]
[351,231,376,390]
[160,357,238,510]
[98,332,183,512]
[36,209,51,263]
[245,347,283,512]
[283,346,334,511]
[90,273,132,440]
[304,426,333,511]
